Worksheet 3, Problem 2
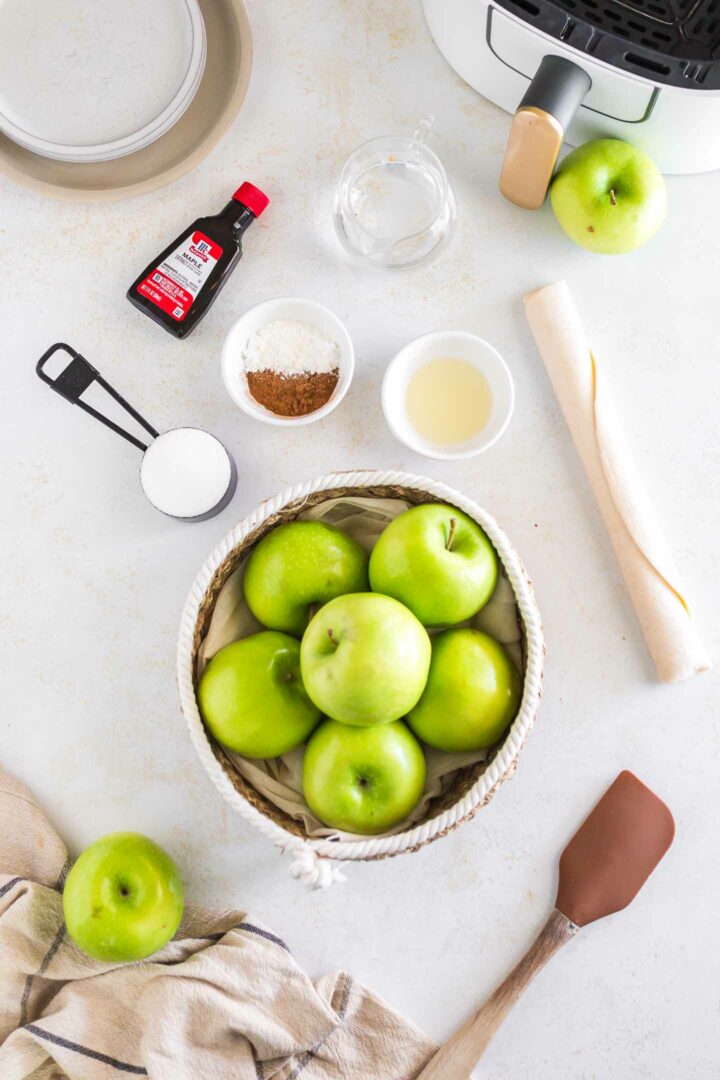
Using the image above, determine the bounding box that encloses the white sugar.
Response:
[140,428,232,518]
[243,319,340,375]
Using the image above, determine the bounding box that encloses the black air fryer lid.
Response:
[497,0,720,88]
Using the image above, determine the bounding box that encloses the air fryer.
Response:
[424,0,720,202]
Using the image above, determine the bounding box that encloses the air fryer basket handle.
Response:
[499,55,591,210]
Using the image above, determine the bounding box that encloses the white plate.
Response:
[0,0,251,202]
[0,0,205,162]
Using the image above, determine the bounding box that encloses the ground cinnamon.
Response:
[247,368,339,417]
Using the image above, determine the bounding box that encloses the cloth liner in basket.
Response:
[177,471,544,887]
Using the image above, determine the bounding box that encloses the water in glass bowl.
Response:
[334,117,456,270]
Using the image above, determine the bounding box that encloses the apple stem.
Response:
[609,188,617,206]
[446,517,457,551]
[327,628,339,647]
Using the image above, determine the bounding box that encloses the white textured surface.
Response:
[1,2,719,1077]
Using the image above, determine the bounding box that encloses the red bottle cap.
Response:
[233,181,269,217]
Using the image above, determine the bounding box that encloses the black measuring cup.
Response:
[37,343,238,522]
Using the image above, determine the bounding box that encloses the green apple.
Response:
[302,719,426,834]
[407,628,521,752]
[63,832,184,963]
[550,139,667,255]
[198,631,320,758]
[243,521,369,636]
[300,592,431,726]
[369,504,498,627]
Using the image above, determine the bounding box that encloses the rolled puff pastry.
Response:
[524,280,708,684]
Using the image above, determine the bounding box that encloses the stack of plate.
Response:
[0,0,206,163]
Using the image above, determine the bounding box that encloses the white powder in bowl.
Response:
[140,428,233,519]
[243,319,340,375]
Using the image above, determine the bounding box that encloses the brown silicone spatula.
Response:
[417,771,675,1080]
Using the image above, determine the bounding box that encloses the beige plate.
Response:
[0,0,252,202]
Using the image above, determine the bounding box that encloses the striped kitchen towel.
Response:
[0,772,436,1079]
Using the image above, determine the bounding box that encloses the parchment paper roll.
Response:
[524,280,709,684]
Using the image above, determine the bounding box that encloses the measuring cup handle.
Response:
[36,343,159,453]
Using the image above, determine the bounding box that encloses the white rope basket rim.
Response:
[177,470,544,864]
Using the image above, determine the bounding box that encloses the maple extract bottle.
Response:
[127,181,269,339]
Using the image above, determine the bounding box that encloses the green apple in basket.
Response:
[550,138,667,255]
[369,504,498,626]
[303,719,426,834]
[198,631,321,758]
[243,521,369,636]
[300,592,431,726]
[408,628,521,752]
[63,833,184,962]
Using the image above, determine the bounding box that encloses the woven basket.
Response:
[177,470,544,886]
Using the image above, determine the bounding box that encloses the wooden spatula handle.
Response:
[417,909,578,1080]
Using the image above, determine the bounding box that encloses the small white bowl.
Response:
[221,298,355,426]
[382,331,515,460]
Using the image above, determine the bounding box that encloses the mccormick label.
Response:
[136,231,223,322]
